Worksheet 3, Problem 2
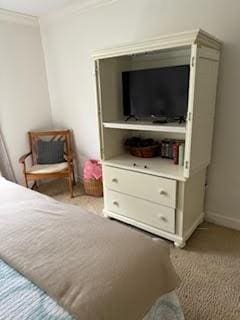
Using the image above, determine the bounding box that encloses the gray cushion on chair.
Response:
[37,140,65,164]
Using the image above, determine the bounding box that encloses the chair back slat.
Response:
[28,130,72,165]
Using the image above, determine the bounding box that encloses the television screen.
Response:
[122,65,190,120]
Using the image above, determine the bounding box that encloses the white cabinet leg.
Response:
[174,241,186,249]
[103,210,109,218]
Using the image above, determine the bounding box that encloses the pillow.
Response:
[37,140,65,164]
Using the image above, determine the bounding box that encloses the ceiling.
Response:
[0,0,78,16]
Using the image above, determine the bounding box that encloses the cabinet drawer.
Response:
[105,190,175,234]
[104,165,176,208]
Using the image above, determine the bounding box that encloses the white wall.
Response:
[40,0,240,228]
[0,11,52,183]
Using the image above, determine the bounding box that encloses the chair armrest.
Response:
[19,152,32,164]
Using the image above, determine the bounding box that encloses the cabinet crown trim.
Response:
[92,29,222,59]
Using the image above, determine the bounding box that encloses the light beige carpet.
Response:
[38,180,240,320]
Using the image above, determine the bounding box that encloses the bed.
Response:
[0,177,184,320]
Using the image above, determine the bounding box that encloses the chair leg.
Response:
[24,174,29,188]
[72,167,76,185]
[68,175,74,198]
[32,181,39,190]
[31,182,37,190]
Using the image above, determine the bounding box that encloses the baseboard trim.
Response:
[205,211,240,231]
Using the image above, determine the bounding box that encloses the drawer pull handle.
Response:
[158,214,167,222]
[113,201,119,206]
[159,189,167,195]
[112,178,118,183]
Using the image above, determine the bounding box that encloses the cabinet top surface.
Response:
[103,154,185,181]
[92,29,222,60]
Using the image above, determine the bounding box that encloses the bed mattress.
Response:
[0,177,184,319]
[0,259,184,320]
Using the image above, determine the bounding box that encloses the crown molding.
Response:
[40,0,118,25]
[0,9,39,27]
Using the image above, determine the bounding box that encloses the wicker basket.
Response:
[83,179,103,197]
[128,144,160,158]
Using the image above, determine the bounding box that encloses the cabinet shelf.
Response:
[103,154,185,181]
[103,120,186,134]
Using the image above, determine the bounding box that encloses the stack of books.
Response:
[161,139,185,166]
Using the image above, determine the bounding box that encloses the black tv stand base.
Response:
[152,119,168,124]
[125,115,138,121]
[152,116,186,124]
[177,116,186,124]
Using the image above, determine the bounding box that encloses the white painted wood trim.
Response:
[186,162,210,177]
[103,121,186,133]
[0,9,39,27]
[103,209,184,243]
[103,155,186,181]
[183,211,204,241]
[184,45,220,177]
[104,209,205,247]
[92,29,222,60]
[198,47,220,61]
[184,44,198,178]
[205,211,240,231]
[95,61,105,159]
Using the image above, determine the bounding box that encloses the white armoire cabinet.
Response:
[93,29,221,247]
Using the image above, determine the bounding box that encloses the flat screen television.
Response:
[122,65,190,121]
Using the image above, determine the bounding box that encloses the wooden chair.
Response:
[19,130,75,198]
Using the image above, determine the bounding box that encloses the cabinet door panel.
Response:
[184,45,220,177]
